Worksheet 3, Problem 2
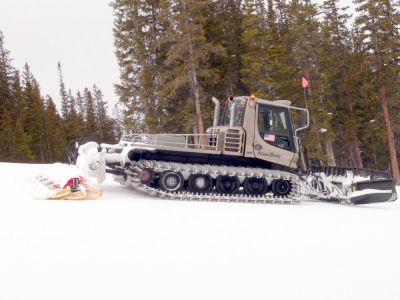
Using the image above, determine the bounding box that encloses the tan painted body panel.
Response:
[242,97,299,168]
[205,126,245,156]
[207,97,299,168]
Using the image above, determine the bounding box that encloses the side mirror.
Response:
[300,111,308,128]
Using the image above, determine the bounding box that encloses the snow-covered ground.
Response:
[1,162,400,300]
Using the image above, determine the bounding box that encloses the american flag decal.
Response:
[264,133,276,142]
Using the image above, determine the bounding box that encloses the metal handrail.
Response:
[121,133,220,152]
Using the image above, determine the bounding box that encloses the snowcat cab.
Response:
[205,96,309,169]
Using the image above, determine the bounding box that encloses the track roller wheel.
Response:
[215,175,240,194]
[243,177,269,195]
[159,171,184,192]
[271,179,292,197]
[188,174,213,194]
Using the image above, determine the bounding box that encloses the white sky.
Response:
[0,0,354,112]
[0,0,119,110]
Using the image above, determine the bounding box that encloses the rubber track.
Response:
[114,160,307,205]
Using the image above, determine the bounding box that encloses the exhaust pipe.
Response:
[229,102,235,128]
[212,97,220,127]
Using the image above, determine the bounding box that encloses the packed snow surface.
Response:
[1,162,400,300]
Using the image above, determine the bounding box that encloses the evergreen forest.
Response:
[0,33,121,163]
[1,0,400,181]
[111,0,400,181]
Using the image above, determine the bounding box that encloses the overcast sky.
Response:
[0,0,354,111]
[0,0,119,109]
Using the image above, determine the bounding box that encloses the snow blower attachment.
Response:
[35,173,104,200]
[76,96,397,205]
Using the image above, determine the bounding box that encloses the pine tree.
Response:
[83,88,97,136]
[21,64,46,162]
[240,0,271,97]
[160,0,220,140]
[66,89,83,140]
[112,0,166,133]
[93,85,106,139]
[205,0,248,96]
[274,0,288,31]
[58,62,69,120]
[42,96,66,162]
[76,90,85,122]
[57,63,82,142]
[13,118,34,162]
[0,34,33,162]
[261,0,298,100]
[112,103,124,140]
[0,112,14,161]
[320,0,364,168]
[0,31,14,119]
[93,84,114,142]
[10,70,25,121]
[282,0,336,166]
[354,0,400,181]
[0,112,32,162]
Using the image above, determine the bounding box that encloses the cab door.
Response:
[253,103,297,167]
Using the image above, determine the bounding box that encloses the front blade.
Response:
[350,179,397,205]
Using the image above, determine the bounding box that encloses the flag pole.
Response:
[300,76,310,171]
[303,87,308,109]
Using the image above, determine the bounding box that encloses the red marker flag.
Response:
[301,77,310,89]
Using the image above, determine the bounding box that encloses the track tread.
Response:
[118,160,306,205]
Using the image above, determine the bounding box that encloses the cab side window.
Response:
[258,104,292,151]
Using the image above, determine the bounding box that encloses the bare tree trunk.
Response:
[298,138,308,170]
[325,143,336,166]
[188,67,206,145]
[308,55,336,166]
[299,148,308,170]
[379,85,400,182]
[350,128,363,168]
[371,138,378,169]
[306,86,325,163]
[185,12,206,145]
[347,145,357,168]
[347,100,363,168]
[190,71,205,136]
[371,15,400,182]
